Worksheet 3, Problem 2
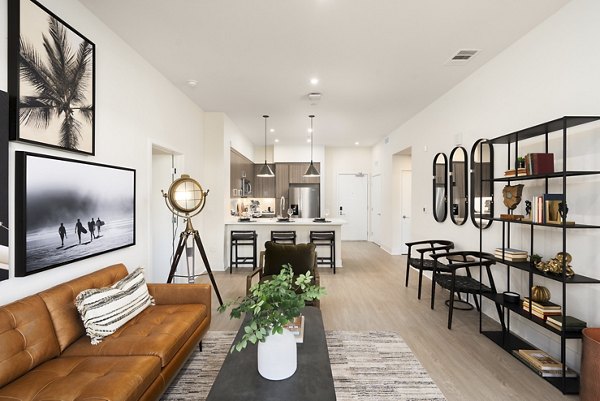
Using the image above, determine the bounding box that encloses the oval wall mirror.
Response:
[470,139,494,229]
[432,152,448,222]
[449,146,468,225]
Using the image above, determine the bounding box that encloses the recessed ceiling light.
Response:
[274,139,279,143]
[355,141,359,146]
[307,128,313,133]
[186,79,198,88]
[270,128,275,133]
[310,77,319,85]
[307,138,311,143]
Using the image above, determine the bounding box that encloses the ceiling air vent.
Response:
[307,92,322,105]
[446,49,480,65]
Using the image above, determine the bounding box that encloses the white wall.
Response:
[0,0,204,304]
[374,0,600,369]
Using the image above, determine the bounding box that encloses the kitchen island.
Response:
[225,218,344,269]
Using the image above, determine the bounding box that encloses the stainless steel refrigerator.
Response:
[289,184,320,218]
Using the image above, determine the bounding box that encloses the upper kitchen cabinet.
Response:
[288,162,321,184]
[253,163,276,198]
[230,148,254,198]
[275,163,289,203]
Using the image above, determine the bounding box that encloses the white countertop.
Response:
[225,217,345,226]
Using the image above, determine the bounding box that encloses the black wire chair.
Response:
[405,240,454,300]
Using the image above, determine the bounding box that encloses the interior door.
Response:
[400,170,412,253]
[337,173,368,240]
[371,174,382,245]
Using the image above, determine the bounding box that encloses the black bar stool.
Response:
[230,230,257,274]
[271,231,296,244]
[310,231,335,274]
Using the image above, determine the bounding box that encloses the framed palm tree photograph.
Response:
[14,152,136,277]
[8,0,95,155]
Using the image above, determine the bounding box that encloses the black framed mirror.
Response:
[449,146,468,225]
[432,152,448,222]
[470,139,494,229]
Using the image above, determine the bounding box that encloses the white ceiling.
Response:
[80,0,569,147]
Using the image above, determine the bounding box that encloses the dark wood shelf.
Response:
[493,170,600,182]
[482,293,585,339]
[491,257,600,283]
[481,330,580,395]
[483,217,600,229]
[489,116,600,144]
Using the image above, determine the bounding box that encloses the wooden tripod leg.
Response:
[193,230,224,306]
[167,232,188,283]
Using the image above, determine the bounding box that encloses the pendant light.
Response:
[257,115,275,177]
[304,115,320,177]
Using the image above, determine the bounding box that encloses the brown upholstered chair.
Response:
[405,240,454,300]
[247,241,320,308]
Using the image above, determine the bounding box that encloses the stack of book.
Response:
[494,248,528,261]
[546,315,587,331]
[522,298,562,320]
[513,349,577,378]
[504,168,527,177]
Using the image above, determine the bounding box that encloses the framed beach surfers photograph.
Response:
[8,0,95,155]
[14,152,135,276]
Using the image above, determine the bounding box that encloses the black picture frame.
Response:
[0,90,8,281]
[15,152,135,276]
[8,0,96,155]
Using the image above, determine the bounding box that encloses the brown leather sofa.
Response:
[0,263,211,401]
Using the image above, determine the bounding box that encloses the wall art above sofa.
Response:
[14,152,135,276]
[8,0,95,155]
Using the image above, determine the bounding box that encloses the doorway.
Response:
[392,149,412,254]
[337,173,368,241]
[151,145,183,282]
[371,174,382,245]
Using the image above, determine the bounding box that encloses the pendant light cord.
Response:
[309,115,314,163]
[263,115,268,163]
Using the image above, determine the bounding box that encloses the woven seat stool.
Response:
[271,230,296,244]
[230,230,257,274]
[310,231,335,274]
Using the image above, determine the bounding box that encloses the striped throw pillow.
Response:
[75,267,155,345]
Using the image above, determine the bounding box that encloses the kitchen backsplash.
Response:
[230,198,276,216]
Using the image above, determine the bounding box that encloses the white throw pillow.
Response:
[75,267,154,345]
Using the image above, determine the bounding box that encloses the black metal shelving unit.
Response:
[479,116,600,395]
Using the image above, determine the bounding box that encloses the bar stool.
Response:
[230,230,257,274]
[271,231,296,244]
[310,231,335,274]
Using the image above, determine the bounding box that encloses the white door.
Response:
[337,173,368,240]
[400,170,412,253]
[371,174,382,245]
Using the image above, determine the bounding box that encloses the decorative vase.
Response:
[531,285,551,302]
[257,328,297,380]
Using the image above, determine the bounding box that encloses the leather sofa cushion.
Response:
[62,304,207,367]
[0,355,160,401]
[38,264,129,352]
[263,241,316,276]
[0,295,60,388]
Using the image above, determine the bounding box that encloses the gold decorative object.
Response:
[535,252,575,278]
[531,286,551,302]
[502,184,525,210]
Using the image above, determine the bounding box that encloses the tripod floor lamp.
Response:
[162,174,223,306]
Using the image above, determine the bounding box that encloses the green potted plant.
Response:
[218,264,325,380]
[517,156,526,169]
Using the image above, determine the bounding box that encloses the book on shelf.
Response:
[497,254,529,262]
[283,315,305,343]
[522,298,562,310]
[518,349,564,371]
[494,247,528,255]
[523,307,561,320]
[525,153,555,175]
[512,350,577,378]
[504,168,527,177]
[546,315,587,329]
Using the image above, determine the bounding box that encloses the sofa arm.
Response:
[147,283,212,309]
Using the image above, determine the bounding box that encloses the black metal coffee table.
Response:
[206,306,336,401]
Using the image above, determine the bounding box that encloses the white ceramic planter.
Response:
[257,328,297,380]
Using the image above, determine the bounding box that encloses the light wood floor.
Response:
[197,241,579,401]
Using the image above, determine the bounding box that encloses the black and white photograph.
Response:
[15,152,135,276]
[8,0,95,155]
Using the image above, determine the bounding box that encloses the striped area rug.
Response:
[162,330,446,401]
